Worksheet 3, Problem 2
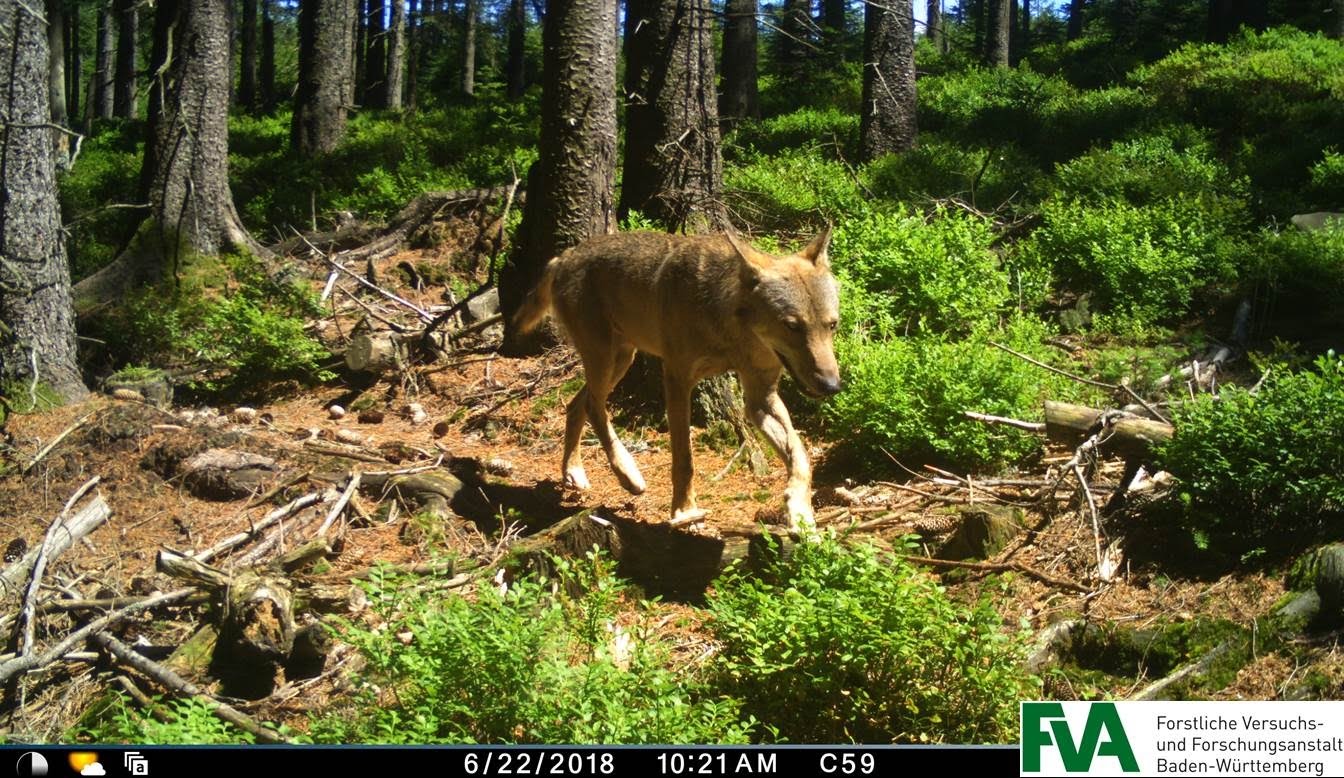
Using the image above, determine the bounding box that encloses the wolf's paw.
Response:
[669,506,709,527]
[564,466,591,491]
[786,493,819,539]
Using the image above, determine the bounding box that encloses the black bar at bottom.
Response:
[4,744,1019,777]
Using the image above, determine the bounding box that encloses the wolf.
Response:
[511,228,842,531]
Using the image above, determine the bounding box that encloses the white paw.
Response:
[564,467,591,491]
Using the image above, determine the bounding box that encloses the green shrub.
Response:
[1052,132,1247,211]
[1307,150,1344,209]
[831,207,1013,336]
[757,62,863,116]
[1157,353,1344,558]
[1021,198,1242,325]
[708,536,1038,743]
[727,108,859,160]
[824,317,1095,470]
[863,137,1047,211]
[724,149,865,231]
[918,67,1074,157]
[1248,224,1344,310]
[89,253,332,395]
[1131,27,1344,215]
[1038,85,1155,161]
[75,693,259,744]
[313,552,752,744]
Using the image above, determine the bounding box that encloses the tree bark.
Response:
[1020,0,1031,53]
[95,4,114,119]
[821,0,845,58]
[720,0,759,121]
[386,0,406,109]
[240,0,258,110]
[927,0,944,51]
[506,0,526,99]
[354,0,367,100]
[498,0,618,353]
[113,0,138,118]
[461,0,477,97]
[0,0,88,402]
[294,0,356,157]
[985,0,1010,67]
[1066,0,1084,40]
[1335,0,1344,39]
[621,0,725,231]
[261,0,277,109]
[860,0,917,162]
[365,0,386,107]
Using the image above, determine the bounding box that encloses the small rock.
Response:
[484,457,514,477]
[328,405,346,420]
[232,406,258,423]
[432,421,450,438]
[357,409,385,424]
[405,403,428,425]
[396,630,415,646]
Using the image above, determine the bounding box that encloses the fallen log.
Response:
[1,495,112,596]
[1043,401,1173,461]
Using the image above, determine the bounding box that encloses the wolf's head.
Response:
[728,228,843,398]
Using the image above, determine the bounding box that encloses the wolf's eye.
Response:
[784,317,804,332]
[828,320,838,332]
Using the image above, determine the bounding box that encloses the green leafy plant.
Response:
[708,535,1038,743]
[312,552,752,744]
[1157,353,1344,558]
[75,693,259,744]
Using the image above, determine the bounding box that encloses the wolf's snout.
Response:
[815,373,843,397]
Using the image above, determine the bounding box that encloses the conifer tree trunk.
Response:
[365,0,386,106]
[985,0,1010,67]
[66,1,81,126]
[46,0,69,170]
[860,0,917,161]
[294,0,356,157]
[386,0,406,108]
[113,0,137,118]
[621,0,724,231]
[506,0,525,99]
[461,0,476,97]
[720,0,759,121]
[1,0,88,401]
[927,0,944,51]
[261,0,277,109]
[95,4,114,119]
[1067,0,1084,40]
[240,0,259,110]
[406,0,420,108]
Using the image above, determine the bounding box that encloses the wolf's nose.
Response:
[817,375,843,396]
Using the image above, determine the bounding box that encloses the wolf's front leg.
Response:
[743,376,816,534]
[663,369,706,525]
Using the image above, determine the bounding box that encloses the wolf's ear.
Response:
[799,225,833,268]
[725,228,770,275]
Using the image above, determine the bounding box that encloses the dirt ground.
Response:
[0,222,1332,741]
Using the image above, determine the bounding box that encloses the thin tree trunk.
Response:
[506,0,525,99]
[1021,0,1031,52]
[386,0,405,109]
[294,0,356,157]
[859,0,917,162]
[261,0,276,109]
[720,0,759,121]
[95,4,114,119]
[240,0,258,110]
[66,1,81,127]
[985,0,1010,67]
[621,0,724,231]
[927,0,943,51]
[461,0,476,97]
[776,0,812,91]
[1067,0,1084,40]
[821,0,845,57]
[354,0,366,101]
[1335,0,1344,39]
[365,0,386,107]
[46,0,69,170]
[406,0,419,109]
[0,0,88,402]
[113,0,138,118]
[499,0,618,353]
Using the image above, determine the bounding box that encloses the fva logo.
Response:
[1022,702,1140,774]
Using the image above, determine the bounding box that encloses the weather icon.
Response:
[79,764,105,777]
[67,754,98,773]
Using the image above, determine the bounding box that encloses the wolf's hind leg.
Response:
[586,344,646,494]
[562,384,591,490]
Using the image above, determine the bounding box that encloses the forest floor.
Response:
[1,214,1338,741]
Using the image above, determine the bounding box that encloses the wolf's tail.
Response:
[511,258,557,335]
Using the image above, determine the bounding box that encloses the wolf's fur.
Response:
[514,229,842,529]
